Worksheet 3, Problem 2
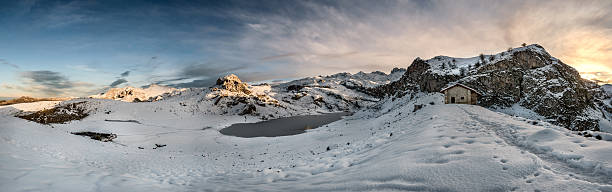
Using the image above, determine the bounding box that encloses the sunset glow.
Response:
[0,0,611,98]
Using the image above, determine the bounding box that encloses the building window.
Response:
[461,97,464,100]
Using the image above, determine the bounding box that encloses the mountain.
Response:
[89,84,183,102]
[373,44,610,132]
[3,49,612,191]
[154,69,405,119]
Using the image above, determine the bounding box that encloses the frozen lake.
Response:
[220,112,351,137]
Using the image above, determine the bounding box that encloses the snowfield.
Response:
[1,94,611,192]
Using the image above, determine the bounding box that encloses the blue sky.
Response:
[1,0,611,97]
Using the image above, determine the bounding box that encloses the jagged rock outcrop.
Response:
[208,74,279,115]
[214,74,252,94]
[374,44,610,131]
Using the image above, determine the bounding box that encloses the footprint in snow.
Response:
[462,139,475,144]
[447,150,464,155]
[500,159,508,163]
[432,159,450,164]
[443,143,456,148]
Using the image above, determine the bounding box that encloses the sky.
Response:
[1,0,611,98]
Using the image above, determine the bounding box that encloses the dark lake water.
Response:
[220,112,351,138]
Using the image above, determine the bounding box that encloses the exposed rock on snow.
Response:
[16,101,90,124]
[90,84,182,102]
[71,131,117,142]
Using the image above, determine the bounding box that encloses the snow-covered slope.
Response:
[1,94,611,191]
[89,84,183,102]
[604,84,612,96]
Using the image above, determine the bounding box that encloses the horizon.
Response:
[1,0,612,98]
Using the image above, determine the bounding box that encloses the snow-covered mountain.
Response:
[2,46,612,191]
[373,44,611,132]
[89,84,184,102]
[146,69,404,119]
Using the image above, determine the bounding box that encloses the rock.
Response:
[208,74,280,116]
[17,101,89,124]
[239,104,257,115]
[72,131,117,142]
[216,74,252,94]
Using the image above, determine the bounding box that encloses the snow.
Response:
[0,101,64,117]
[426,44,548,76]
[2,92,612,191]
[0,101,62,112]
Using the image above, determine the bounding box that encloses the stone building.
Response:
[440,84,481,104]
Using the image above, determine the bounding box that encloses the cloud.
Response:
[21,71,73,89]
[160,62,247,88]
[0,59,19,69]
[120,71,130,77]
[232,0,612,80]
[259,53,299,61]
[168,79,217,88]
[4,0,612,92]
[580,71,612,84]
[19,70,93,96]
[109,78,127,87]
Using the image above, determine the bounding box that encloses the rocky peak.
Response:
[215,74,252,94]
[373,44,609,131]
[390,67,406,74]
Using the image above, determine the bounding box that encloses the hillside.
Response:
[374,44,611,132]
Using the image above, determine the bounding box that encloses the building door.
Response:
[451,97,455,103]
